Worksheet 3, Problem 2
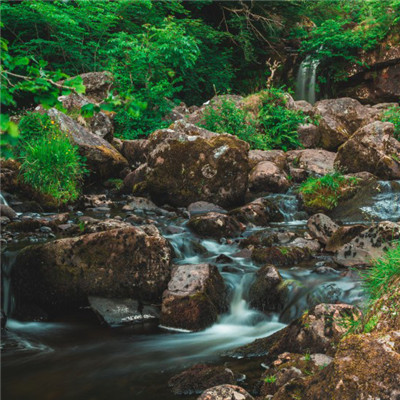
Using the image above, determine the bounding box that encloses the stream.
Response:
[2,183,398,400]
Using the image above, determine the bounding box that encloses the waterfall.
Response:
[295,56,320,104]
[0,193,9,206]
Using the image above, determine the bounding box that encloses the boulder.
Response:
[303,331,400,400]
[88,296,159,326]
[249,265,287,312]
[294,100,314,116]
[63,71,113,102]
[334,121,400,179]
[188,212,242,239]
[131,120,250,208]
[251,245,312,267]
[307,214,339,245]
[230,303,360,360]
[47,108,128,181]
[297,123,320,148]
[248,161,291,193]
[325,224,368,252]
[248,150,286,170]
[0,204,17,220]
[12,226,173,315]
[286,149,336,182]
[169,364,236,395]
[188,201,227,217]
[121,139,149,168]
[334,221,400,267]
[197,385,254,400]
[314,97,379,150]
[229,198,284,226]
[160,264,227,331]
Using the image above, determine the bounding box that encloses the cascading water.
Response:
[0,192,9,206]
[2,191,365,400]
[294,55,320,104]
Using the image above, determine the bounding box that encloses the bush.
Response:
[299,171,359,211]
[200,98,267,149]
[20,129,86,205]
[17,112,57,153]
[200,88,307,151]
[382,105,400,141]
[258,88,304,151]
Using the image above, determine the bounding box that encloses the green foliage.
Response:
[382,105,400,141]
[299,171,359,211]
[200,98,266,149]
[201,87,306,151]
[258,88,304,151]
[362,241,400,302]
[297,1,400,82]
[264,375,277,384]
[19,119,86,205]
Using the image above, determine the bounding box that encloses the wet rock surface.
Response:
[188,212,242,239]
[198,384,254,400]
[160,264,227,331]
[11,226,173,314]
[169,364,236,395]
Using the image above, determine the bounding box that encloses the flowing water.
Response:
[294,56,320,104]
[2,186,391,399]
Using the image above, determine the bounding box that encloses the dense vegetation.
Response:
[1,0,399,202]
[298,172,360,211]
[2,0,399,139]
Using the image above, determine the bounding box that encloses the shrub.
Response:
[200,98,267,149]
[299,171,359,211]
[20,130,86,205]
[258,88,304,151]
[200,88,307,151]
[17,112,57,154]
[382,105,400,141]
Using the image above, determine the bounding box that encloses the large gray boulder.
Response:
[129,120,250,208]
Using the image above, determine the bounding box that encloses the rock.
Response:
[314,97,379,150]
[169,364,236,395]
[286,149,336,182]
[90,111,114,142]
[160,264,227,331]
[62,71,113,102]
[334,121,400,180]
[334,221,400,267]
[122,197,159,213]
[0,159,20,193]
[197,385,254,400]
[248,161,291,193]
[307,214,339,245]
[337,40,400,103]
[251,245,311,267]
[303,331,400,400]
[188,212,242,239]
[88,296,159,326]
[248,150,286,170]
[325,224,368,252]
[297,123,321,148]
[230,303,360,360]
[132,120,250,208]
[289,237,321,253]
[47,108,128,181]
[229,198,284,226]
[188,201,227,217]
[249,265,287,312]
[123,164,147,192]
[121,139,149,168]
[12,226,173,315]
[0,204,17,219]
[294,100,314,116]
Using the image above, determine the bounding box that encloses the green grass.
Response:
[298,171,359,211]
[20,131,86,205]
[362,241,400,302]
[382,105,400,141]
